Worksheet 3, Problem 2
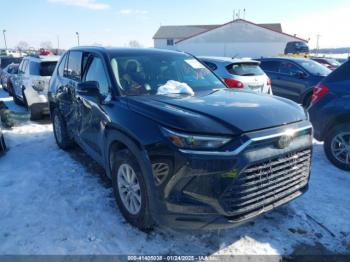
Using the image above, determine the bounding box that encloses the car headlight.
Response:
[161,127,231,150]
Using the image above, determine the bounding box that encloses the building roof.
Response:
[175,19,307,44]
[153,21,283,39]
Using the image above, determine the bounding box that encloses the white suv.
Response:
[199,56,272,94]
[13,55,59,120]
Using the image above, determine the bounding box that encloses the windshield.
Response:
[226,63,265,76]
[297,60,331,76]
[110,53,225,96]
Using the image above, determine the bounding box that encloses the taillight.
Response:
[267,78,272,86]
[224,78,244,88]
[311,84,329,104]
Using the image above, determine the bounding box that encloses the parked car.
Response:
[0,116,6,155]
[284,41,309,55]
[198,56,272,94]
[311,57,341,70]
[0,63,19,94]
[258,57,331,107]
[49,47,313,231]
[0,56,22,73]
[309,60,350,171]
[12,55,59,120]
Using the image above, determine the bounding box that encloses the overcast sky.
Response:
[0,0,349,50]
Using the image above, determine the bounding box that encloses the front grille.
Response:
[220,149,311,221]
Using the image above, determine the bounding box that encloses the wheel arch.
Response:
[322,113,350,140]
[104,126,159,214]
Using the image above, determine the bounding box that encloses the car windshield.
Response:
[226,62,265,76]
[110,52,225,96]
[297,60,331,76]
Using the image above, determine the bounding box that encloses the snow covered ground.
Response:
[0,87,349,256]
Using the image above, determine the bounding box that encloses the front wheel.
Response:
[324,124,350,171]
[111,149,153,231]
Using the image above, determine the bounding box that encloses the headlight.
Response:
[161,127,231,150]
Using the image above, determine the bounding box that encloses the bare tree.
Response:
[128,40,142,48]
[40,41,53,50]
[16,41,29,52]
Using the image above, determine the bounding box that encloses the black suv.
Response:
[284,41,309,55]
[48,47,313,230]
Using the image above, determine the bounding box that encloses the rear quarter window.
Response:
[226,63,265,76]
[202,61,217,71]
[259,61,280,73]
[324,61,350,83]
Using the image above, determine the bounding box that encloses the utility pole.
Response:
[243,8,246,20]
[316,34,321,55]
[75,32,80,46]
[2,30,7,50]
[233,9,235,21]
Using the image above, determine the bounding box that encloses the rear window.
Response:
[226,63,265,76]
[29,61,57,76]
[324,61,350,83]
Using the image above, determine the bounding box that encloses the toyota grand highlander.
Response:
[48,47,313,230]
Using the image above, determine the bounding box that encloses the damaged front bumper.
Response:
[148,121,313,230]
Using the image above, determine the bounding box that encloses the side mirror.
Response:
[77,81,100,97]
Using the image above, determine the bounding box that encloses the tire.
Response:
[29,105,43,121]
[111,149,153,231]
[302,93,312,109]
[13,93,23,106]
[324,123,350,171]
[0,134,6,153]
[52,109,74,150]
[7,82,13,96]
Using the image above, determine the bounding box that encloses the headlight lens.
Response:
[162,128,231,150]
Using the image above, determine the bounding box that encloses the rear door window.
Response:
[226,63,264,76]
[67,51,82,81]
[85,56,110,96]
[58,54,68,77]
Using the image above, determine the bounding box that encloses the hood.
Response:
[127,89,307,135]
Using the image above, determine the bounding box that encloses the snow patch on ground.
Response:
[0,87,349,255]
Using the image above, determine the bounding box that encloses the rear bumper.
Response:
[31,102,49,115]
[24,87,48,107]
[148,121,313,230]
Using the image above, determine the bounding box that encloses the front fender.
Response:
[103,128,163,216]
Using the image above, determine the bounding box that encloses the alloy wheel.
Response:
[117,163,142,215]
[331,132,350,165]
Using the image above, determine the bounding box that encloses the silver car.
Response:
[13,55,59,120]
[198,56,272,94]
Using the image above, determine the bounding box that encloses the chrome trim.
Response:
[179,125,313,156]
